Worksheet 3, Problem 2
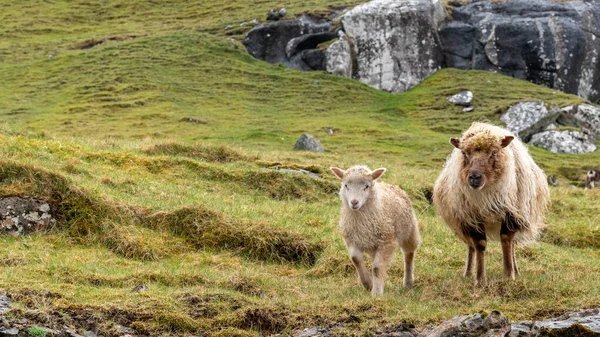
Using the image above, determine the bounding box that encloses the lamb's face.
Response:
[341,175,375,210]
[450,132,514,190]
[330,166,386,211]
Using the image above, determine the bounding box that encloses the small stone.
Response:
[132,283,148,293]
[38,204,50,213]
[0,295,10,314]
[294,134,324,152]
[463,106,474,112]
[447,91,473,106]
[0,327,19,336]
[224,25,233,30]
[83,331,97,337]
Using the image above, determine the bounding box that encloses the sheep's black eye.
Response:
[364,185,370,190]
[344,184,349,189]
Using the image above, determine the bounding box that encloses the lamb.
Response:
[433,122,549,287]
[585,169,600,189]
[331,165,421,296]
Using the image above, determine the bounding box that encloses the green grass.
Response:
[0,1,600,336]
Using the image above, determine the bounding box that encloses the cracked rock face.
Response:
[243,16,336,70]
[529,130,596,154]
[341,0,444,93]
[419,311,510,337]
[500,101,560,142]
[0,197,55,236]
[325,34,353,78]
[441,0,600,103]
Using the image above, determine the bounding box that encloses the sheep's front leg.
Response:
[464,245,475,277]
[371,245,396,296]
[467,224,487,287]
[347,245,372,291]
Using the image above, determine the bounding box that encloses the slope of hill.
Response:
[1,1,600,336]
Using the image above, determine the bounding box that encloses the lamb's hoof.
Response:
[474,279,487,288]
[404,281,414,289]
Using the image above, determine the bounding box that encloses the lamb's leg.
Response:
[347,246,371,291]
[371,245,395,296]
[501,214,520,280]
[464,245,475,277]
[466,224,487,287]
[402,249,415,289]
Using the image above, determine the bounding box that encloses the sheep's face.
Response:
[450,132,514,190]
[331,166,386,210]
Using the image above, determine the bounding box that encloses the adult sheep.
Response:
[331,166,421,296]
[433,122,549,286]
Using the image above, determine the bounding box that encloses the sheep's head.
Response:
[450,130,514,190]
[330,165,386,210]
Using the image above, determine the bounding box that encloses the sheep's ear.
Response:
[371,168,386,180]
[450,138,461,149]
[501,136,514,148]
[330,167,345,179]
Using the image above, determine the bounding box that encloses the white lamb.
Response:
[331,165,421,296]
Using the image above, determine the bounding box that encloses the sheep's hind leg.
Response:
[371,245,395,296]
[402,248,415,289]
[464,245,475,277]
[501,214,520,280]
[512,244,520,276]
[348,246,372,291]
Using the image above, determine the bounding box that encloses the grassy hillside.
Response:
[1,1,600,336]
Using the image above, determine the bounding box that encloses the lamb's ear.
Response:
[371,168,386,180]
[450,138,461,149]
[330,167,345,179]
[501,136,514,148]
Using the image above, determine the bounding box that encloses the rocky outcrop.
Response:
[0,197,55,236]
[529,130,596,154]
[341,0,444,93]
[500,101,560,142]
[418,311,510,337]
[243,15,337,70]
[294,134,324,152]
[564,104,600,139]
[508,309,600,336]
[442,0,600,103]
[293,309,600,337]
[325,33,353,78]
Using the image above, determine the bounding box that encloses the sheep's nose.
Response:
[468,172,483,189]
[351,200,359,206]
[469,172,482,180]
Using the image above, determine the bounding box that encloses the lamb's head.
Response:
[330,165,386,210]
[450,128,514,190]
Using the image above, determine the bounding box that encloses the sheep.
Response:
[585,169,600,189]
[330,165,421,296]
[433,122,549,287]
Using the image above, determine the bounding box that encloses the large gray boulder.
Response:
[418,311,510,337]
[243,16,336,70]
[559,104,600,139]
[529,130,596,154]
[441,0,600,102]
[325,33,353,78]
[447,90,473,106]
[500,101,560,142]
[341,0,444,93]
